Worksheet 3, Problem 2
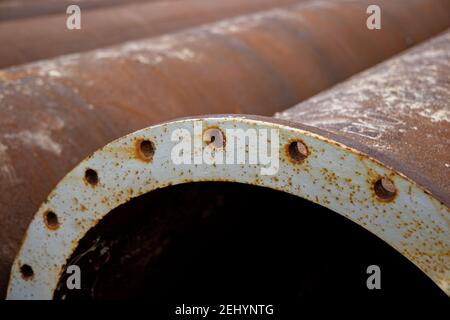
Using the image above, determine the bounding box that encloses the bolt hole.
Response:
[20,264,34,280]
[287,140,308,162]
[137,139,155,162]
[374,178,396,201]
[85,169,98,186]
[203,127,225,148]
[44,211,59,230]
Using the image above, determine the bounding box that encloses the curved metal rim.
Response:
[7,115,450,299]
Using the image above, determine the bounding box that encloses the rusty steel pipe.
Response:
[0,0,303,68]
[7,29,450,299]
[276,29,450,208]
[1,0,450,297]
[0,0,164,21]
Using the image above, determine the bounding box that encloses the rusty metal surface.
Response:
[6,115,449,299]
[0,0,163,21]
[1,0,450,297]
[6,29,450,300]
[0,0,302,68]
[276,29,450,207]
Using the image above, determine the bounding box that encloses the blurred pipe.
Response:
[0,0,302,68]
[0,0,166,21]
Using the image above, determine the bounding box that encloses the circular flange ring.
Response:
[7,115,450,299]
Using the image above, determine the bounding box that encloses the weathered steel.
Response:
[0,0,301,68]
[276,28,450,207]
[2,0,450,297]
[7,29,450,299]
[0,0,158,21]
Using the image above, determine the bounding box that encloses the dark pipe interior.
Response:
[55,182,447,303]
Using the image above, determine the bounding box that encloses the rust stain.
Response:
[203,126,226,149]
[43,211,60,231]
[83,168,99,187]
[134,138,155,163]
[285,139,309,164]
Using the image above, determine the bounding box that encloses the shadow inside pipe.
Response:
[54,182,447,303]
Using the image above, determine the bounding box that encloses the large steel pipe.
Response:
[0,0,302,68]
[0,0,163,21]
[7,29,450,300]
[276,30,450,208]
[1,0,450,296]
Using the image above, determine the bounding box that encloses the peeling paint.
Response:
[4,130,62,155]
[3,116,64,156]
[0,142,21,185]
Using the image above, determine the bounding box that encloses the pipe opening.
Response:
[54,182,445,301]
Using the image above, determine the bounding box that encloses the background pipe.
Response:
[0,0,165,21]
[1,0,450,297]
[276,29,450,207]
[0,0,302,68]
